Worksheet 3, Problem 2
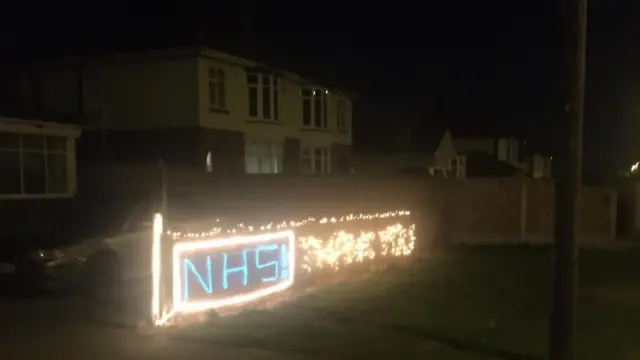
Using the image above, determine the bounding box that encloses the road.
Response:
[0,296,311,360]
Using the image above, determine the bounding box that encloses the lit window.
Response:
[302,88,328,129]
[208,68,226,109]
[0,133,71,196]
[205,151,212,173]
[247,74,280,120]
[301,147,330,174]
[245,142,283,174]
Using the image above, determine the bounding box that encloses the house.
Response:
[451,133,555,179]
[527,153,553,179]
[451,134,557,178]
[5,47,353,176]
[351,130,467,178]
[453,136,521,167]
[0,116,81,235]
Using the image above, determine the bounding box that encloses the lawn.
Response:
[167,245,640,359]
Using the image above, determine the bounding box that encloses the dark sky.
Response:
[1,1,639,171]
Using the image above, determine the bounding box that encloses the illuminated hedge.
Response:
[151,210,416,326]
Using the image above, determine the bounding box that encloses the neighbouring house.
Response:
[461,151,525,178]
[450,134,523,178]
[451,133,554,179]
[5,47,353,176]
[351,130,467,178]
[617,176,640,238]
[453,136,521,167]
[0,116,82,235]
[452,134,554,178]
[527,153,553,179]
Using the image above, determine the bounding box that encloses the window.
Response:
[448,156,466,178]
[301,147,330,174]
[208,68,226,109]
[205,151,213,173]
[245,142,283,174]
[336,98,348,131]
[247,74,280,120]
[0,132,70,196]
[302,89,328,129]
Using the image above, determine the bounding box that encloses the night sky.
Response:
[1,1,639,172]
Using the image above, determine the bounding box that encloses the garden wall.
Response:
[79,163,617,245]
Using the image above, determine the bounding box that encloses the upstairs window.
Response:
[247,74,280,120]
[208,68,226,109]
[302,89,328,129]
[336,98,348,131]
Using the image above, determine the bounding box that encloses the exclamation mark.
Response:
[280,244,288,280]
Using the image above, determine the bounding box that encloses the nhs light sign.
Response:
[171,231,295,313]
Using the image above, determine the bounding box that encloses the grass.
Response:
[168,245,640,359]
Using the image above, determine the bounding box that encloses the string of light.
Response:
[151,210,416,327]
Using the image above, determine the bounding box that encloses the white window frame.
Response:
[302,88,328,129]
[0,120,79,199]
[301,147,331,175]
[208,67,226,109]
[244,141,283,174]
[448,155,466,178]
[336,98,348,132]
[247,73,280,121]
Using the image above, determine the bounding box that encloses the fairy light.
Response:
[166,210,411,240]
[152,210,415,327]
[378,223,416,256]
[151,213,163,323]
[298,223,415,273]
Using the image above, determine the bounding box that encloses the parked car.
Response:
[7,203,155,298]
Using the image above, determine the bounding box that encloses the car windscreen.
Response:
[43,198,154,247]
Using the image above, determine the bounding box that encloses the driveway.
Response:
[0,296,312,360]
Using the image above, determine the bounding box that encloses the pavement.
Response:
[0,296,312,360]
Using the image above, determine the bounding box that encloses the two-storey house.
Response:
[9,47,353,176]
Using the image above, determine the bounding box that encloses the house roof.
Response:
[18,45,356,99]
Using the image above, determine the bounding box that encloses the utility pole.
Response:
[549,0,587,359]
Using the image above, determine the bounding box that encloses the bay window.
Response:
[301,147,331,174]
[245,141,283,174]
[208,67,226,110]
[336,98,348,131]
[247,74,280,121]
[302,88,328,129]
[0,132,74,196]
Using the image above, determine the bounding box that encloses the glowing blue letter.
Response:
[183,256,213,301]
[222,250,248,289]
[255,244,279,283]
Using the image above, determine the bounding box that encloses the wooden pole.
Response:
[548,0,587,359]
